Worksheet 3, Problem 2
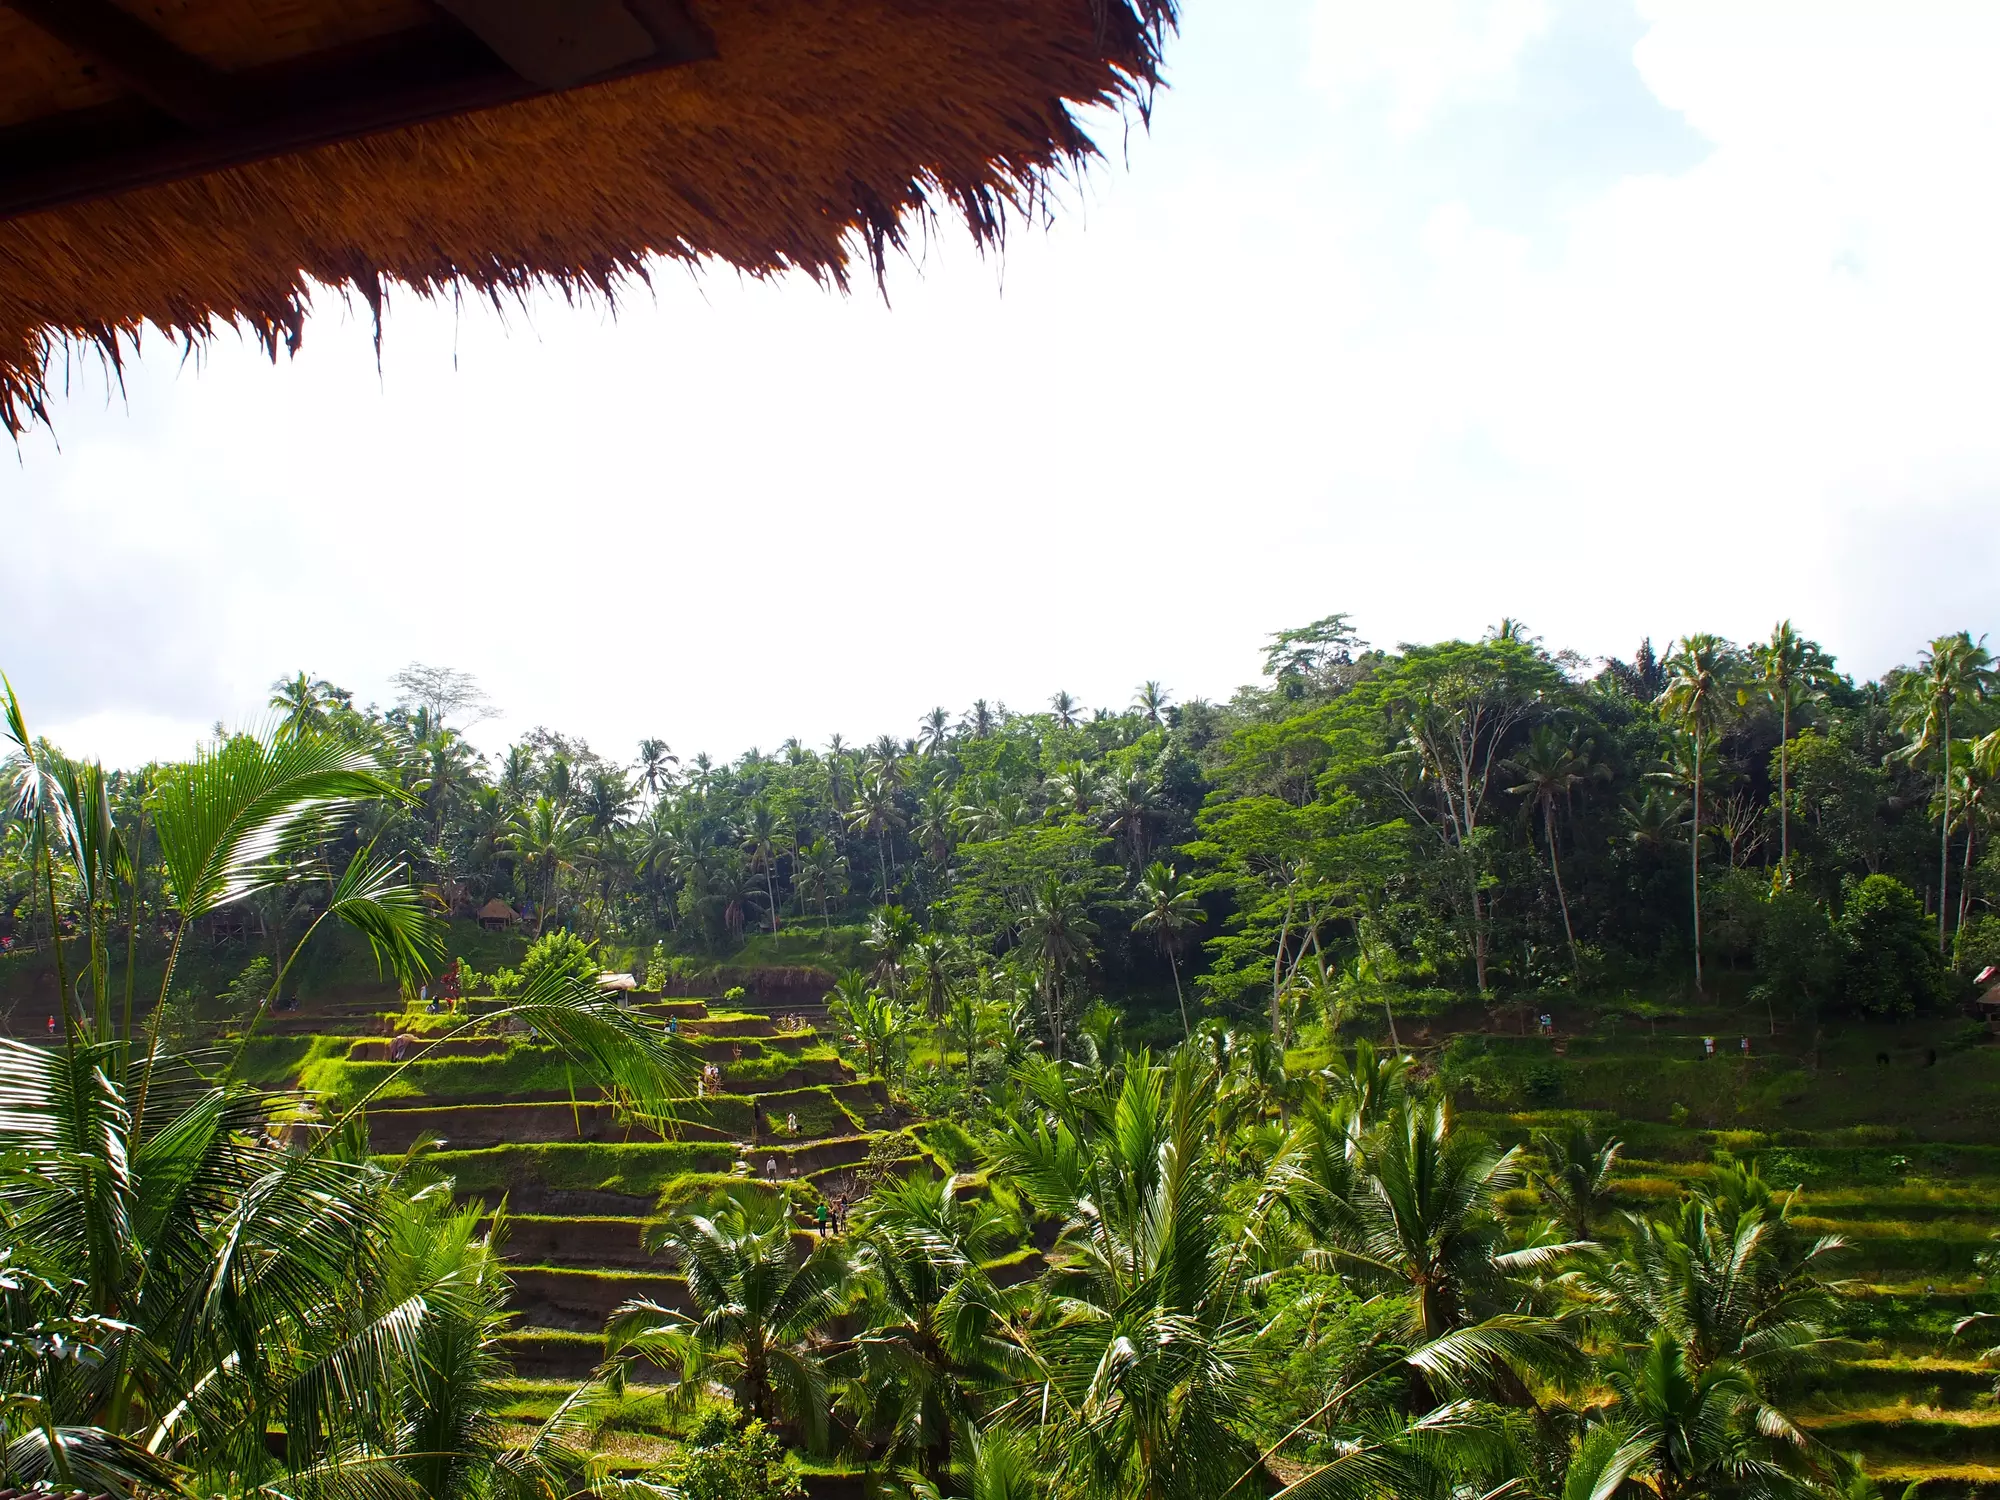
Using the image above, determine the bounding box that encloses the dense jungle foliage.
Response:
[8,617,1995,1042]
[3,619,1997,1500]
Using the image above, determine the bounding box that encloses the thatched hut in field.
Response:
[0,0,1176,434]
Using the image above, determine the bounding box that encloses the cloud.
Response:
[1309,0,1552,134]
[3,0,1997,770]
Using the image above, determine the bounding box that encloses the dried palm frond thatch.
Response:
[0,0,1176,435]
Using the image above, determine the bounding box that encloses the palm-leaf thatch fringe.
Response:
[0,0,1177,437]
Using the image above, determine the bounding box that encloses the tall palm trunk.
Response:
[1778,699,1791,879]
[1168,940,1190,1039]
[1691,738,1704,995]
[1939,715,1953,955]
[764,866,780,934]
[1541,796,1579,975]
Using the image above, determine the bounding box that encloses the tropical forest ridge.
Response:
[6,612,2000,1500]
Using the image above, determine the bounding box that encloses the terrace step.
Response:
[368,1101,726,1154]
[1800,1406,2000,1464]
[510,1265,689,1331]
[500,1215,652,1268]
[1809,1358,1993,1406]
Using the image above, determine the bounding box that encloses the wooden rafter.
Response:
[0,0,715,222]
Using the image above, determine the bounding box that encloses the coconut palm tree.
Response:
[608,1192,849,1444]
[1657,635,1742,993]
[1105,772,1161,872]
[1018,876,1096,1062]
[845,769,906,898]
[743,800,785,934]
[1531,1123,1622,1242]
[1048,691,1079,730]
[1748,623,1836,881]
[962,700,997,739]
[988,1055,1265,1500]
[793,837,843,928]
[1132,860,1204,1038]
[1315,1097,1575,1341]
[1894,631,1997,953]
[839,1172,1023,1480]
[634,737,678,802]
[504,795,589,933]
[267,670,342,740]
[1132,681,1170,727]
[1045,760,1101,820]
[919,707,953,758]
[1576,1331,1828,1500]
[1506,724,1591,976]
[864,904,918,1001]
[0,951,690,1496]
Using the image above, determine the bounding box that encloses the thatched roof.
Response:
[0,0,1175,434]
[475,898,516,922]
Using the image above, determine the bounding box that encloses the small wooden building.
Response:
[475,899,518,932]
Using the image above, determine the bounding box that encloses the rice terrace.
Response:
[4,2,2000,1500]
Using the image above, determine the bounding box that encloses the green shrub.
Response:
[521,930,599,990]
[1838,874,1947,1019]
[664,1416,803,1500]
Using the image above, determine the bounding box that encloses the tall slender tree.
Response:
[1748,622,1835,882]
[1657,634,1741,993]
[1132,861,1204,1037]
[1895,632,1997,953]
[1506,724,1592,976]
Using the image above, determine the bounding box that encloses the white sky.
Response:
[5,0,1999,769]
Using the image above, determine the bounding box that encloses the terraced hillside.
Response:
[1447,1006,2000,1497]
[257,992,920,1364]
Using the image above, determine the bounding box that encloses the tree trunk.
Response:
[764,867,780,933]
[1168,942,1189,1039]
[1940,716,1953,956]
[1544,798,1579,975]
[1778,699,1791,878]
[1692,739,1704,995]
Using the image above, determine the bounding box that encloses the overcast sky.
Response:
[5,0,1999,769]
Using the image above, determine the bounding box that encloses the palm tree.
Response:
[1132,860,1204,1037]
[504,795,590,932]
[743,800,784,934]
[1018,876,1096,1061]
[1048,690,1079,730]
[635,737,678,802]
[962,700,997,739]
[1506,724,1591,976]
[793,837,843,928]
[1531,1122,1622,1241]
[845,768,905,897]
[1576,1332,1828,1500]
[1317,1097,1573,1340]
[919,707,952,757]
[1046,759,1101,820]
[267,670,341,740]
[1895,631,1997,953]
[0,951,686,1495]
[840,1173,1022,1479]
[988,1055,1265,1500]
[609,1193,849,1443]
[864,903,918,1000]
[1748,622,1835,881]
[1105,772,1160,871]
[908,931,958,1019]
[1657,634,1741,993]
[1132,680,1170,727]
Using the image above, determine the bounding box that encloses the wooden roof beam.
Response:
[4,0,234,128]
[430,0,715,89]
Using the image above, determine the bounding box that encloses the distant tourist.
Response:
[1702,1036,1714,1057]
[765,1158,777,1180]
[786,1111,798,1134]
[816,1201,829,1236]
